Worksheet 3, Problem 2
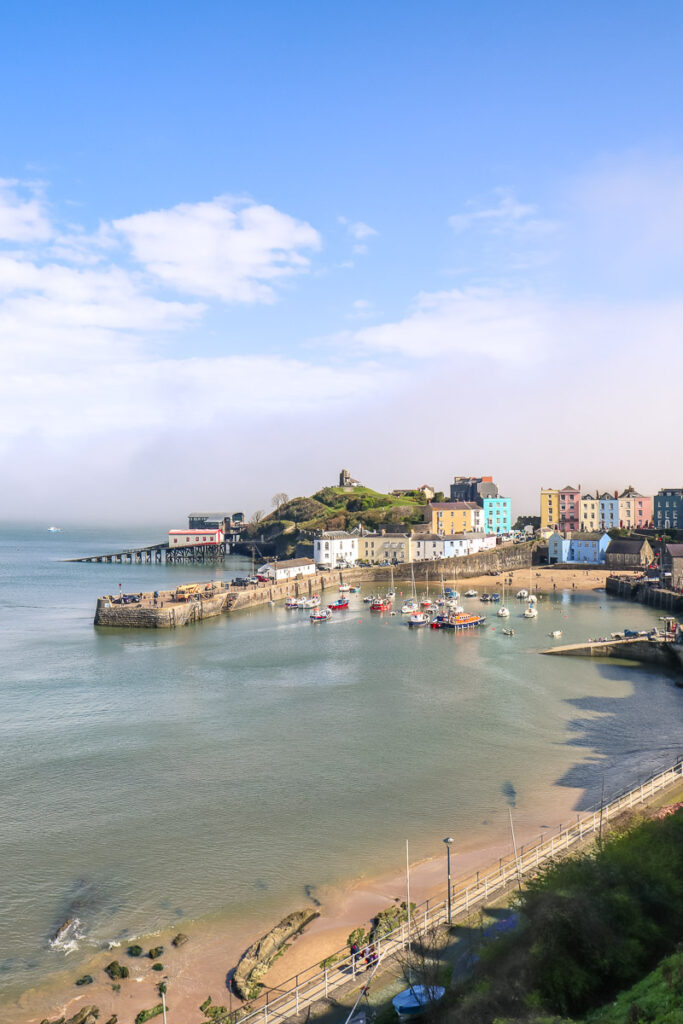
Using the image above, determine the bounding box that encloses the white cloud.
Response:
[338,216,378,241]
[449,188,556,237]
[353,287,552,360]
[0,178,52,242]
[114,196,321,303]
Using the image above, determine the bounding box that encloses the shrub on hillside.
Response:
[448,810,683,1022]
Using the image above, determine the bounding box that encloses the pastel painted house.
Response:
[548,531,611,564]
[482,496,512,534]
[618,488,653,529]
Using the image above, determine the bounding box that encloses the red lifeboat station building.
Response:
[168,529,224,547]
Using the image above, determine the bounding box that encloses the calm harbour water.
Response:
[1,524,681,1003]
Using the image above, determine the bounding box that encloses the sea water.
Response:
[1,525,681,1003]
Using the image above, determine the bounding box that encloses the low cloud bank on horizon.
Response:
[1,157,682,525]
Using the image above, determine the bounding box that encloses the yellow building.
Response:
[579,492,600,531]
[425,502,484,535]
[357,533,412,564]
[540,488,559,531]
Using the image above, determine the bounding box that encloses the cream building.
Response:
[358,533,412,564]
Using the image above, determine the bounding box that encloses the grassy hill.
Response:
[242,486,431,557]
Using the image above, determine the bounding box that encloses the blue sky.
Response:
[2,2,683,523]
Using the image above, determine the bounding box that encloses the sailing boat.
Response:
[401,567,418,614]
[420,570,432,609]
[386,565,395,601]
[497,580,510,618]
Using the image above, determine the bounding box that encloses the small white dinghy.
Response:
[392,985,445,1019]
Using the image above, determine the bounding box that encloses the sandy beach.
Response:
[448,565,637,594]
[3,566,644,1024]
[8,783,588,1024]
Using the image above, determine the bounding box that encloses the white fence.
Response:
[218,759,683,1024]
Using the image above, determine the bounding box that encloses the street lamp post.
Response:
[444,837,454,925]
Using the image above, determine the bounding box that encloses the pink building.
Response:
[558,484,581,532]
[618,488,653,529]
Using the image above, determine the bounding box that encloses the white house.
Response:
[313,531,359,567]
[413,532,497,561]
[412,534,445,560]
[258,558,317,582]
[169,528,224,547]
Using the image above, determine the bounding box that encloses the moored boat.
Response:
[285,597,299,609]
[328,597,349,610]
[523,602,538,618]
[502,627,515,636]
[516,589,528,599]
[464,589,477,597]
[431,610,486,630]
[370,598,392,611]
[408,611,430,627]
[310,607,332,622]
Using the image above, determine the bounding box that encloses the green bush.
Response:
[134,1006,163,1024]
[450,810,683,1022]
[127,944,143,957]
[151,962,164,971]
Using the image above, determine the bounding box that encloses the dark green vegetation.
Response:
[585,951,683,1023]
[147,946,163,959]
[134,1006,163,1024]
[127,944,143,957]
[151,962,164,971]
[200,995,228,1019]
[74,975,93,986]
[444,810,683,1023]
[347,901,416,950]
[241,486,426,558]
[104,960,129,980]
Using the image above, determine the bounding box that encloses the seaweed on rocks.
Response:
[232,908,320,1000]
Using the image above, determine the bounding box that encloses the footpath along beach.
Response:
[9,788,599,1024]
[13,763,683,1024]
[2,565,657,1024]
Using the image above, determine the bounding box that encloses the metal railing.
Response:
[218,759,683,1024]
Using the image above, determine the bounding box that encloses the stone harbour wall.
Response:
[92,543,534,628]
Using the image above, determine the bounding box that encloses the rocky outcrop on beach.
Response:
[233,908,320,1000]
[41,1006,100,1024]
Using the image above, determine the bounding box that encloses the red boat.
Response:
[370,598,391,611]
[328,597,349,610]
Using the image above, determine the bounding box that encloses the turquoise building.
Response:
[482,496,512,534]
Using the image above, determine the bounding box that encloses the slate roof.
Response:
[666,544,683,557]
[430,501,481,510]
[606,539,650,554]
